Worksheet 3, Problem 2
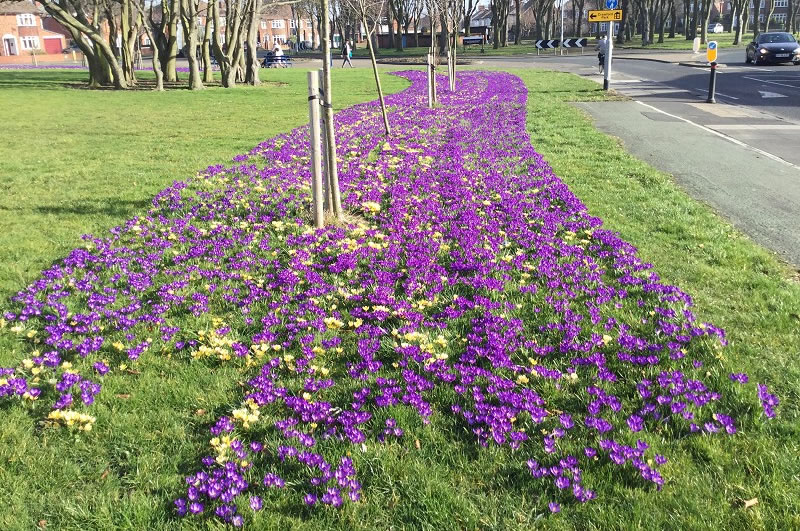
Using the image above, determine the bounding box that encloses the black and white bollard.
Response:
[706,61,718,104]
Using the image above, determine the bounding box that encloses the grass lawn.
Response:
[0,67,798,529]
[0,68,410,302]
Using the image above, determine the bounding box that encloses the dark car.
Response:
[745,32,800,65]
[62,43,83,53]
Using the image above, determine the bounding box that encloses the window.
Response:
[20,36,39,49]
[16,14,36,26]
[261,20,267,29]
[273,34,286,43]
[271,19,285,28]
[774,0,787,6]
[772,13,786,22]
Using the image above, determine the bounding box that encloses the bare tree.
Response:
[180,0,204,88]
[463,0,478,35]
[344,0,391,134]
[411,0,423,45]
[320,0,343,218]
[442,0,463,88]
[38,0,129,88]
[764,0,775,31]
[731,0,749,44]
[132,0,166,88]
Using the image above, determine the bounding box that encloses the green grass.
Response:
[0,67,798,529]
[0,68,410,302]
[514,67,800,528]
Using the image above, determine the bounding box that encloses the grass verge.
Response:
[513,67,800,528]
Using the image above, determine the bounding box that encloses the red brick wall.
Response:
[0,51,79,64]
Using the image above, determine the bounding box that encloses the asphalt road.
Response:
[468,50,800,266]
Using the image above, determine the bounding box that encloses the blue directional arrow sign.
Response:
[707,40,718,62]
[605,0,619,9]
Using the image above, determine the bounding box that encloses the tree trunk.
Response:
[181,0,204,89]
[618,0,629,43]
[159,0,179,82]
[245,0,261,85]
[42,0,127,88]
[668,0,675,37]
[701,0,713,43]
[202,13,213,83]
[515,0,521,44]
[733,1,745,43]
[320,0,342,218]
[765,0,775,32]
[120,0,139,84]
[492,0,499,48]
[311,13,317,49]
[362,14,390,136]
[388,13,395,50]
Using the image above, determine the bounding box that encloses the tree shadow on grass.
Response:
[33,198,152,218]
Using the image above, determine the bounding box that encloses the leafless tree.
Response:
[344,0,391,134]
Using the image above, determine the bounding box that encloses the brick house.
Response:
[258,5,315,49]
[140,2,315,52]
[1,0,66,56]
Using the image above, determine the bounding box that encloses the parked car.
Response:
[745,32,800,65]
[707,23,724,33]
[62,43,82,53]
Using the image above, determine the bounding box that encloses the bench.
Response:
[462,35,485,52]
[261,55,293,68]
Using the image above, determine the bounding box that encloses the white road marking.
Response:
[695,88,740,99]
[624,88,692,96]
[758,90,788,98]
[634,101,800,171]
[708,124,800,130]
[743,76,800,90]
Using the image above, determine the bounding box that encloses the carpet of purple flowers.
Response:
[0,70,778,525]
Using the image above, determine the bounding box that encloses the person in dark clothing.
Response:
[341,40,353,68]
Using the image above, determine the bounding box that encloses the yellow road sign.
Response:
[707,41,718,62]
[588,9,623,22]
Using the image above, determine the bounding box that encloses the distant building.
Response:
[0,0,66,56]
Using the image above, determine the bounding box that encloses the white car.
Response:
[708,23,724,33]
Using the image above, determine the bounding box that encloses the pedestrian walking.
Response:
[595,35,608,74]
[341,41,353,68]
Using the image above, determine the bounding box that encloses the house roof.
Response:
[0,0,45,15]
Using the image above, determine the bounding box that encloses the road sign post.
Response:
[604,21,614,91]
[587,9,620,90]
[706,42,718,104]
[706,62,718,103]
